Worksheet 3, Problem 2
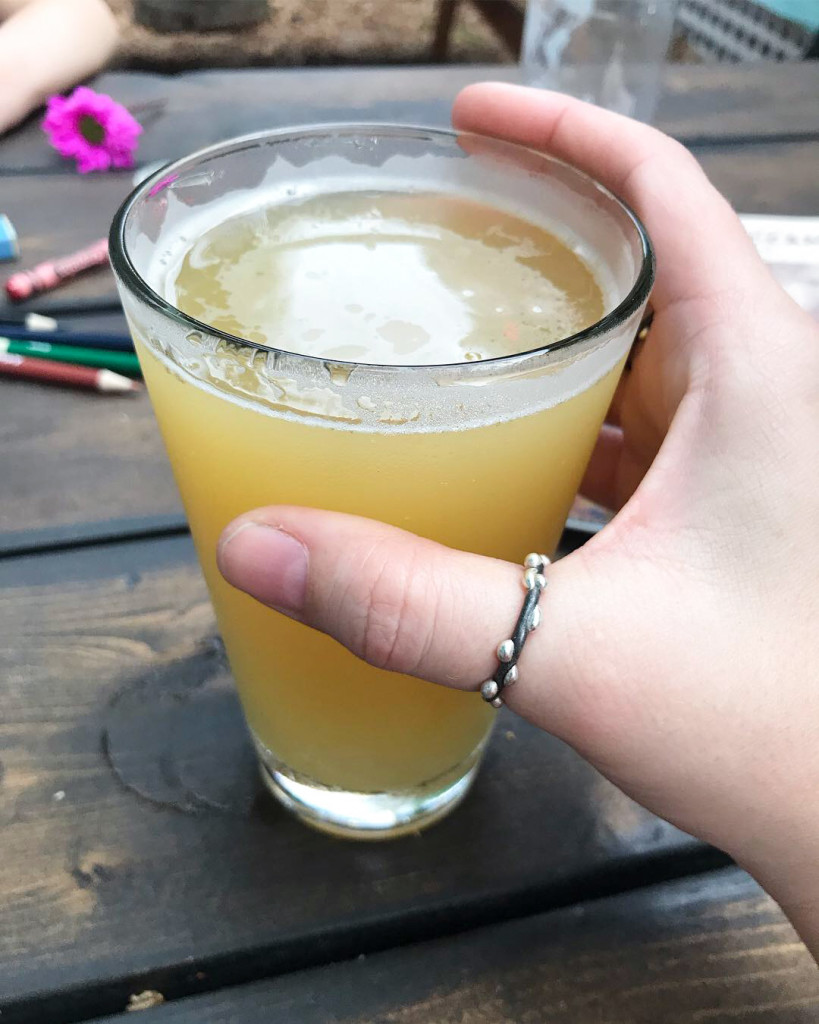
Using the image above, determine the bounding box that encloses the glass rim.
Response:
[109,121,655,372]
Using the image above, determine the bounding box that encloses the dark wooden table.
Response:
[1,63,818,1024]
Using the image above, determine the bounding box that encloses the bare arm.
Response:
[0,0,119,134]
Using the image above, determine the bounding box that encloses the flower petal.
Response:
[76,147,113,174]
[41,86,142,173]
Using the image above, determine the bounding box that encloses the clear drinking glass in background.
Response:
[110,125,653,840]
[522,0,678,123]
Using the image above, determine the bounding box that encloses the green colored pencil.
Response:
[0,337,142,377]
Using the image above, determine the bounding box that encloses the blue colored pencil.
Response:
[0,325,135,351]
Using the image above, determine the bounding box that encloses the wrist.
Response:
[0,50,42,133]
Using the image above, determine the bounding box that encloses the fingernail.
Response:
[217,522,308,613]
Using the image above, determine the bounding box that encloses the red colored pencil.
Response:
[0,352,140,394]
[5,238,109,302]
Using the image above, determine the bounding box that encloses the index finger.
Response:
[452,83,764,309]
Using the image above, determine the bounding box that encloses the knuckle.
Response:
[349,546,434,675]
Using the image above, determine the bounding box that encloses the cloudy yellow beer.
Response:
[134,190,620,829]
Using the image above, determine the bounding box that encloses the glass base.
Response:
[255,738,482,840]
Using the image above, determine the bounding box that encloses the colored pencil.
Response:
[0,338,141,376]
[6,295,123,316]
[0,312,57,331]
[0,352,140,393]
[0,326,134,351]
[5,238,109,302]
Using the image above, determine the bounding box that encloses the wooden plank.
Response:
[0,174,185,543]
[0,371,183,541]
[1,138,818,555]
[0,174,132,320]
[0,533,722,1020]
[0,515,187,559]
[659,60,819,145]
[2,61,819,175]
[0,187,178,546]
[696,142,819,216]
[86,869,819,1023]
[0,66,489,176]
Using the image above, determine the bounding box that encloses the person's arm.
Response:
[0,0,119,134]
[216,85,819,958]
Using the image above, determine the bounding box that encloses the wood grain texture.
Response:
[94,869,819,1023]
[0,177,185,544]
[2,62,819,174]
[0,175,132,320]
[2,63,818,1024]
[696,142,819,217]
[0,534,719,1020]
[660,61,819,144]
[0,380,181,542]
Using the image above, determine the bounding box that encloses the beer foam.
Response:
[132,318,631,436]
[130,180,635,433]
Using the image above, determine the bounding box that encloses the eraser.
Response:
[0,214,19,262]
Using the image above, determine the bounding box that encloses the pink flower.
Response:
[42,87,142,174]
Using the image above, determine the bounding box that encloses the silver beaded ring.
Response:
[480,553,550,708]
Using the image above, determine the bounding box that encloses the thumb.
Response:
[215,504,748,854]
[216,506,596,735]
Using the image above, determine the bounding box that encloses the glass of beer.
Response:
[110,125,653,839]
